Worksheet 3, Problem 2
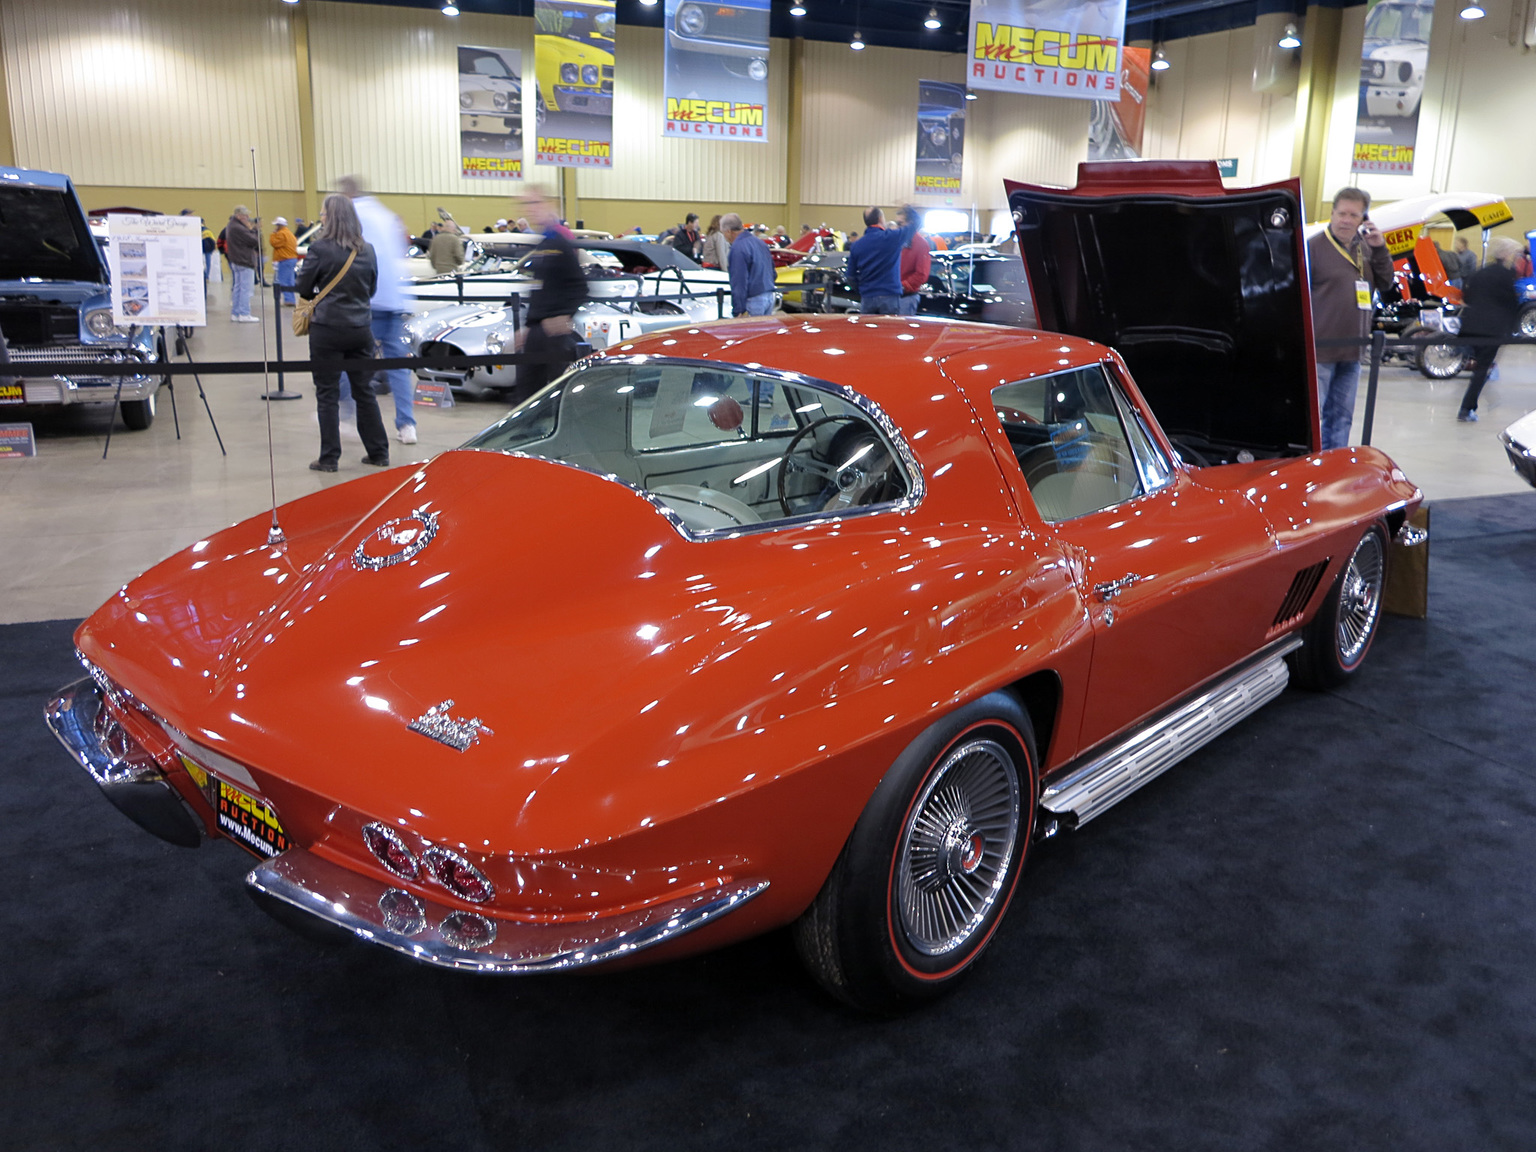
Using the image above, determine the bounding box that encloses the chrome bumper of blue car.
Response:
[247,847,769,974]
[44,677,204,848]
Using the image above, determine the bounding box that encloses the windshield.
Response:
[463,360,914,535]
[919,84,964,112]
[1364,1,1432,40]
[459,49,515,79]
[536,3,616,45]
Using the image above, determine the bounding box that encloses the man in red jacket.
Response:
[897,205,931,316]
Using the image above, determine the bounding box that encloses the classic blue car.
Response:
[0,166,164,429]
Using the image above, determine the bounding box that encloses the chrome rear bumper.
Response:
[44,678,203,847]
[247,848,768,974]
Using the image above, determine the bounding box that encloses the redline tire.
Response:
[794,693,1037,1012]
[1288,524,1388,690]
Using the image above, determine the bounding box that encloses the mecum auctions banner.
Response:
[967,0,1127,100]
[535,0,616,168]
[663,0,769,141]
[915,81,966,195]
[1087,45,1149,160]
[459,46,523,180]
[1352,0,1433,175]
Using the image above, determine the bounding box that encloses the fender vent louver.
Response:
[1270,559,1330,632]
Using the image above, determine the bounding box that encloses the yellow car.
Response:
[535,2,615,123]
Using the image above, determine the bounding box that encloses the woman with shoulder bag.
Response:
[297,193,389,471]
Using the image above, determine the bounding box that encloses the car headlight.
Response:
[561,62,578,84]
[1397,61,1413,83]
[493,91,509,110]
[485,339,503,355]
[460,92,473,109]
[84,309,130,339]
[1370,60,1385,79]
[581,64,599,86]
[678,3,707,35]
[929,125,948,147]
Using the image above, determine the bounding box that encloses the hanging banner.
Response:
[535,0,616,168]
[662,0,769,142]
[1352,0,1433,175]
[1087,46,1148,160]
[459,46,524,180]
[105,215,206,327]
[915,81,966,195]
[966,0,1127,100]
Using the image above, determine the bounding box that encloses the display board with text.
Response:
[535,0,616,168]
[662,0,769,142]
[459,45,524,180]
[967,0,1126,100]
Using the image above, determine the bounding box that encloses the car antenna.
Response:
[251,146,285,549]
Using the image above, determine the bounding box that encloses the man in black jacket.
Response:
[510,189,589,406]
[672,213,701,259]
[1456,236,1524,422]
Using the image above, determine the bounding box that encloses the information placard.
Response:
[0,423,37,458]
[105,214,207,327]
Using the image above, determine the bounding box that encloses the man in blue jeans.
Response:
[846,206,917,315]
[723,213,775,316]
[339,176,417,445]
[1305,187,1394,450]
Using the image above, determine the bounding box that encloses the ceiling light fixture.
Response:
[789,2,806,14]
[964,89,977,101]
[851,30,865,50]
[1151,45,1170,70]
[1459,0,1485,17]
[440,2,458,13]
[924,8,941,29]
[639,0,657,6]
[1278,22,1300,48]
[281,0,298,5]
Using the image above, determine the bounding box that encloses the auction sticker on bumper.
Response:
[213,777,290,858]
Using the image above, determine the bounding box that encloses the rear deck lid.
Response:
[1006,160,1315,458]
[0,167,107,285]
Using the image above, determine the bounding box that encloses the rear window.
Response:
[464,359,916,536]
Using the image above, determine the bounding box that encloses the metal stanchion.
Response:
[262,281,303,401]
[1360,330,1386,446]
[716,287,726,320]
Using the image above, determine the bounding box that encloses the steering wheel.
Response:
[776,415,898,516]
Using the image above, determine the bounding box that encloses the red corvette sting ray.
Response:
[48,164,1424,1009]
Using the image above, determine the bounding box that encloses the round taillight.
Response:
[440,911,497,951]
[421,845,496,904]
[362,822,420,880]
[378,888,426,936]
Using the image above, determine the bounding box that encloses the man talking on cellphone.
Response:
[1306,187,1395,451]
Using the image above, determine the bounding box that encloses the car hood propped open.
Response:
[0,167,107,286]
[1006,160,1316,459]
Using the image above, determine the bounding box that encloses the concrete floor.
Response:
[3,280,1532,625]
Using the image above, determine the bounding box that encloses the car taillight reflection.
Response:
[421,845,497,904]
[362,822,420,880]
[440,911,497,950]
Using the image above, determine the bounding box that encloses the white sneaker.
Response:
[234,315,261,323]
[397,424,418,445]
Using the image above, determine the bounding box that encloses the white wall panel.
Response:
[1142,25,1297,186]
[800,40,1085,210]
[575,26,789,205]
[2,0,302,189]
[309,2,533,197]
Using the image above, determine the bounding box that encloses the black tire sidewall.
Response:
[834,693,1036,1003]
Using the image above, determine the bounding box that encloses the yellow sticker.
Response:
[178,753,208,789]
[1355,279,1372,309]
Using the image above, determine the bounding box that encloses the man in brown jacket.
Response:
[1306,187,1395,450]
[225,206,261,322]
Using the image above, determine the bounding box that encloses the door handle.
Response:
[1093,573,1145,603]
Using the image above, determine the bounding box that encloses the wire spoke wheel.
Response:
[1336,531,1384,667]
[895,738,1020,957]
[1419,339,1466,379]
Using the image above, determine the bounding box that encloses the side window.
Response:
[990,366,1145,522]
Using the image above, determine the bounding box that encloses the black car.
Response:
[799,249,1035,328]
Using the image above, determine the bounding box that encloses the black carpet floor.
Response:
[3,492,1535,1151]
